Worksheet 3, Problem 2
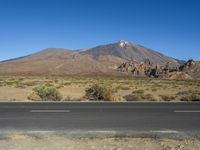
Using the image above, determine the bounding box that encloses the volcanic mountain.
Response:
[0,40,181,76]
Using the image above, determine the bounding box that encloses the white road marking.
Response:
[174,110,200,113]
[150,130,179,134]
[30,110,70,113]
[26,131,56,134]
[88,130,117,134]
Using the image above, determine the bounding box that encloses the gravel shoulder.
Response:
[0,133,200,150]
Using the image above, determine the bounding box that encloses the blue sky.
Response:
[0,0,200,61]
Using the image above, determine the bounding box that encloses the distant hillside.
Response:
[0,40,181,76]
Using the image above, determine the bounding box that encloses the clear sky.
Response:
[0,0,200,61]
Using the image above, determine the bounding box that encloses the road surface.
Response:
[0,102,200,134]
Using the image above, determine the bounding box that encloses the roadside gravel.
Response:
[0,134,200,150]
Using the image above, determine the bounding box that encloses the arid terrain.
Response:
[1,0,199,149]
[0,133,199,150]
[0,76,200,101]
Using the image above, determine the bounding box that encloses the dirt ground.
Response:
[0,134,199,150]
[0,76,200,101]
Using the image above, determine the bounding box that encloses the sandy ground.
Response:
[0,86,32,101]
[0,84,196,102]
[0,134,199,150]
[0,77,199,101]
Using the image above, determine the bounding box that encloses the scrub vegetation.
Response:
[28,85,62,101]
[0,76,200,102]
[85,83,117,101]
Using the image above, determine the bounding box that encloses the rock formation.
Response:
[117,60,188,79]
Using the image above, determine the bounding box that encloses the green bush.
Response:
[29,85,62,101]
[85,83,116,101]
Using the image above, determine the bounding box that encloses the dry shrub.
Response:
[28,85,62,101]
[132,89,144,95]
[141,94,156,101]
[85,83,116,101]
[123,94,141,101]
[151,88,158,92]
[180,94,200,101]
[117,86,131,90]
[177,90,200,101]
[159,95,175,101]
[124,93,156,101]
[14,82,26,88]
[27,92,41,101]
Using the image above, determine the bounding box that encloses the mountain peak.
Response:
[117,40,130,48]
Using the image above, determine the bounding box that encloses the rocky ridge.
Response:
[117,59,200,79]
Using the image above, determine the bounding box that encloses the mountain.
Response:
[0,40,181,76]
[81,40,179,65]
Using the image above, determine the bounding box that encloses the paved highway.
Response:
[0,102,200,134]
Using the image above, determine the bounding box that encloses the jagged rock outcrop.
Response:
[117,60,180,78]
[117,59,153,76]
[179,59,200,78]
[179,59,200,72]
[118,59,200,79]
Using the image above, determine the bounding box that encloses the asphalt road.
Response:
[0,102,200,134]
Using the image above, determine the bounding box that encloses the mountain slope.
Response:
[0,40,180,76]
[82,40,179,66]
